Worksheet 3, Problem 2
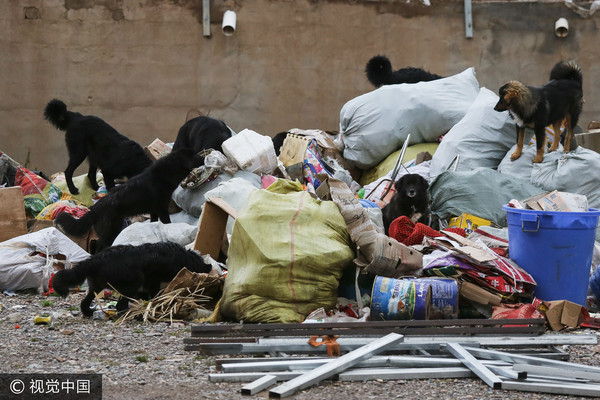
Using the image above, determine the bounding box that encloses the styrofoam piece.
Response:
[221,128,277,174]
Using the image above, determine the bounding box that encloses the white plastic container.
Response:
[221,128,278,174]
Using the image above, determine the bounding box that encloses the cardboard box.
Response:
[0,186,27,242]
[543,299,585,331]
[192,197,237,260]
[144,138,172,161]
[459,280,502,306]
[536,190,588,212]
[575,128,600,153]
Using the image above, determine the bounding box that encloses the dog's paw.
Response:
[69,187,80,195]
[510,152,522,161]
[532,156,544,163]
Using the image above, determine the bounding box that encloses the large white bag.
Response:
[429,87,518,179]
[339,67,480,169]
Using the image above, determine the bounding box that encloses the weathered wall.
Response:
[1,0,598,175]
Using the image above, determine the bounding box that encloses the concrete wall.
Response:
[1,0,598,175]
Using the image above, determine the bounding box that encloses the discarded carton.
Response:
[144,138,172,161]
[0,186,28,242]
[537,190,588,212]
[543,299,585,331]
[193,196,238,260]
[459,280,502,306]
[575,128,600,153]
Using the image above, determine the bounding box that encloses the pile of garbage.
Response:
[2,66,600,331]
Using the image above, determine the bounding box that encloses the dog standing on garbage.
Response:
[493,60,583,163]
[381,173,431,235]
[43,99,152,195]
[365,55,443,88]
[54,148,203,252]
[172,116,232,155]
[51,242,212,317]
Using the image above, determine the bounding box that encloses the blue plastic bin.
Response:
[503,205,600,305]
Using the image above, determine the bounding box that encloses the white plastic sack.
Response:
[429,87,519,179]
[201,172,261,235]
[0,228,89,292]
[112,221,199,247]
[498,145,600,209]
[339,68,480,169]
[172,172,233,217]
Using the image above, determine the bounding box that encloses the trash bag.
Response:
[112,221,199,247]
[219,179,354,323]
[498,145,600,209]
[0,228,89,292]
[430,87,517,179]
[430,168,543,226]
[339,67,479,170]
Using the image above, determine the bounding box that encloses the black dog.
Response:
[493,60,583,163]
[172,116,232,154]
[55,148,203,252]
[365,55,443,88]
[52,242,212,317]
[44,99,152,195]
[381,174,430,235]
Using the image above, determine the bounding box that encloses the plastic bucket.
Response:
[503,205,600,305]
[370,276,431,320]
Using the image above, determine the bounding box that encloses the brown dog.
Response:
[493,60,583,163]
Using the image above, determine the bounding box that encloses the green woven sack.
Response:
[220,179,354,323]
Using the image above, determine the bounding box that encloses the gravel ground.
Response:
[1,290,599,400]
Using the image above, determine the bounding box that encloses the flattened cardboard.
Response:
[193,196,237,260]
[459,280,502,306]
[544,300,585,331]
[0,186,27,242]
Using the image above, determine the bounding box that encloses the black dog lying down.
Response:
[55,148,203,252]
[43,99,152,195]
[172,116,232,154]
[365,55,443,88]
[52,242,212,317]
[381,173,431,235]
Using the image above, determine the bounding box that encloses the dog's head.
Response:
[494,81,524,112]
[50,270,70,298]
[394,174,429,203]
[494,81,529,111]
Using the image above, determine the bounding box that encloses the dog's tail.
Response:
[54,207,99,237]
[44,99,76,131]
[51,262,93,298]
[365,55,394,87]
[549,60,583,84]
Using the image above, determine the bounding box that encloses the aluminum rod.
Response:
[209,371,301,383]
[221,355,467,373]
[339,367,474,381]
[512,364,600,382]
[486,365,526,380]
[501,380,600,397]
[268,333,404,399]
[464,346,600,375]
[445,343,502,389]
[240,374,278,395]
